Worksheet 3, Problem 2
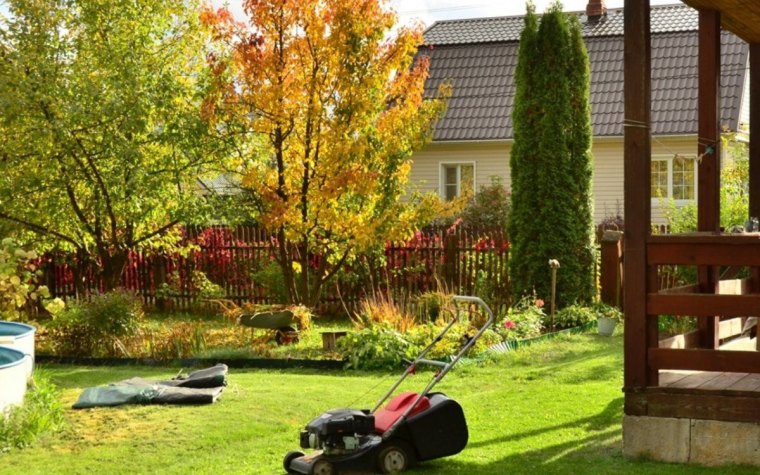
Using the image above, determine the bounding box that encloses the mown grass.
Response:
[2,331,756,474]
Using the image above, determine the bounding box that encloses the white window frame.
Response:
[439,161,476,201]
[650,154,697,204]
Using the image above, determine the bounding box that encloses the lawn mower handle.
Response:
[371,295,494,437]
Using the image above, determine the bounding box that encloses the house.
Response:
[409,1,749,223]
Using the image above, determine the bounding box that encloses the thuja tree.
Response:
[0,0,221,293]
[202,0,449,307]
[508,2,595,306]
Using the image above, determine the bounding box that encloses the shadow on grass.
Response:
[469,396,623,450]
[505,337,623,385]
[408,395,758,475]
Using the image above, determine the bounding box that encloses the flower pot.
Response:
[597,317,617,336]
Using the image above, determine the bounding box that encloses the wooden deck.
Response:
[659,336,760,392]
[660,370,760,392]
[626,336,760,423]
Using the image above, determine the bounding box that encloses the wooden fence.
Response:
[43,225,510,315]
[598,223,681,310]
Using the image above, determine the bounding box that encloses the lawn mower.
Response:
[283,295,494,475]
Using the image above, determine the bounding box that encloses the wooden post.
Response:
[600,230,623,308]
[751,44,760,296]
[697,10,722,349]
[751,44,760,221]
[443,233,457,290]
[549,259,560,332]
[624,0,654,390]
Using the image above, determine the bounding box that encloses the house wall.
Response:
[406,141,512,195]
[739,62,750,133]
[407,135,699,224]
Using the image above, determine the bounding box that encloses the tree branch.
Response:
[0,211,80,247]
[131,219,182,247]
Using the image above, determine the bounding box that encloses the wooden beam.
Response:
[751,44,760,220]
[648,241,760,266]
[623,0,652,391]
[649,348,760,373]
[647,294,760,317]
[626,390,760,423]
[600,231,623,307]
[697,10,722,350]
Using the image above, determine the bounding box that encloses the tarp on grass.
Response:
[72,364,228,409]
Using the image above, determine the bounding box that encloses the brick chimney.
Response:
[586,0,607,19]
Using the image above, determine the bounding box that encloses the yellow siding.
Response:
[406,141,511,195]
[407,136,698,224]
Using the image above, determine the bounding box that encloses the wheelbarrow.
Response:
[239,310,300,345]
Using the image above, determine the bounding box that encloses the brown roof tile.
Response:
[421,4,748,142]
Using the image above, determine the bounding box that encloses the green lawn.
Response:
[2,332,755,475]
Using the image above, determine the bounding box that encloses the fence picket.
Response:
[44,224,510,314]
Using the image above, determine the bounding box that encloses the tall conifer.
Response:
[508,1,594,306]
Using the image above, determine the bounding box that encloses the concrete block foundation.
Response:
[624,415,760,467]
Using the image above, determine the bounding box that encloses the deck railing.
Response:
[639,233,760,386]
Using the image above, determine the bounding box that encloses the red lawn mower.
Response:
[283,295,494,475]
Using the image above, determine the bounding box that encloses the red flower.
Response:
[503,319,516,330]
[535,299,545,309]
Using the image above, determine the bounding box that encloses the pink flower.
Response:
[503,319,515,330]
[535,299,545,309]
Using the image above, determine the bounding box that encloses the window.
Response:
[441,163,474,201]
[650,156,696,201]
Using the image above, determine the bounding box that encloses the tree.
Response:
[202,0,449,307]
[508,2,595,306]
[0,0,220,292]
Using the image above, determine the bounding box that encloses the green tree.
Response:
[508,1,595,306]
[0,0,220,293]
[665,135,749,233]
[202,0,449,307]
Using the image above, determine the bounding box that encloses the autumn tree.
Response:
[0,0,221,293]
[508,2,595,306]
[202,0,449,306]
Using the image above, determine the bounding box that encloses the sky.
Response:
[0,1,683,28]
[209,0,682,28]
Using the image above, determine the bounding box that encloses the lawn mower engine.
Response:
[300,408,375,455]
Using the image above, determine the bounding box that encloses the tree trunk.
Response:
[277,228,298,304]
[72,247,91,298]
[99,248,129,292]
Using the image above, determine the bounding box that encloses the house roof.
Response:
[420,4,749,142]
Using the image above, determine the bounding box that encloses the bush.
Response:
[0,372,65,452]
[143,321,206,360]
[339,320,502,370]
[0,238,61,321]
[251,261,288,304]
[338,327,412,370]
[413,291,452,323]
[496,295,545,341]
[593,302,623,322]
[554,304,596,329]
[407,322,501,359]
[48,289,144,357]
[461,176,511,231]
[157,269,225,308]
[353,293,417,333]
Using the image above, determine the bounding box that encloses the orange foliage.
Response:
[202,0,450,305]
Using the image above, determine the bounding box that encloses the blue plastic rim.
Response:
[0,346,26,370]
[0,321,36,339]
